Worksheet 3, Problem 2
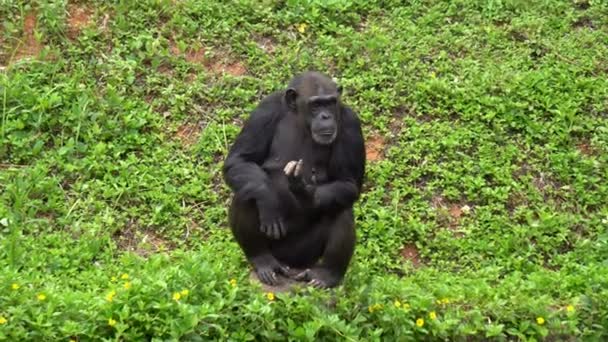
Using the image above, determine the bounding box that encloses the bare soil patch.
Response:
[209,59,247,76]
[0,36,6,66]
[356,17,368,32]
[157,63,173,75]
[249,270,304,294]
[185,48,206,64]
[572,16,595,29]
[431,195,445,209]
[432,195,469,237]
[449,205,462,219]
[169,39,181,55]
[169,39,248,77]
[168,40,206,63]
[365,134,386,162]
[67,4,93,39]
[14,11,43,61]
[509,29,528,43]
[574,0,590,10]
[576,142,596,156]
[175,123,201,146]
[114,221,174,257]
[532,172,553,193]
[255,35,277,54]
[389,116,404,135]
[400,243,422,268]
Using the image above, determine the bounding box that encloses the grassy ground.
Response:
[1,0,607,340]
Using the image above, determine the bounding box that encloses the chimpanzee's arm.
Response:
[313,107,366,212]
[222,93,282,204]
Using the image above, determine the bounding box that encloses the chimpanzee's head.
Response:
[285,71,342,145]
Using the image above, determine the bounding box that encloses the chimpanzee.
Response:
[222,71,366,288]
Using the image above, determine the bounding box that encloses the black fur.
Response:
[223,71,366,288]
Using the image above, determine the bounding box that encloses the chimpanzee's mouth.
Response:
[317,130,335,136]
[313,129,337,145]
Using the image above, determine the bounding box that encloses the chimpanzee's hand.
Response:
[257,199,286,240]
[284,160,315,197]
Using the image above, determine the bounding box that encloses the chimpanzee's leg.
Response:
[228,198,290,285]
[290,209,356,288]
[270,217,326,269]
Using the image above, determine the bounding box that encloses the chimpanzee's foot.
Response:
[252,255,291,286]
[293,267,342,288]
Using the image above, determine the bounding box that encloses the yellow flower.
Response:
[173,292,181,301]
[429,311,437,320]
[403,303,410,309]
[37,293,46,301]
[368,303,383,313]
[0,316,7,325]
[297,23,308,33]
[111,276,117,282]
[266,292,275,301]
[441,298,450,304]
[229,278,237,287]
[416,318,424,327]
[120,273,129,280]
[394,300,401,308]
[536,317,545,325]
[70,339,76,342]
[180,289,189,296]
[108,318,117,327]
[123,281,131,290]
[105,290,116,302]
[566,305,575,313]
[11,283,19,290]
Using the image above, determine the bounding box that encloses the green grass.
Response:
[1,0,608,340]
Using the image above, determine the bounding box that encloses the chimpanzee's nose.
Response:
[320,112,330,120]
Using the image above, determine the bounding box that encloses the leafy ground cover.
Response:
[1,0,607,340]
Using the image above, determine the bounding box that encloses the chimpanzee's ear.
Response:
[285,88,298,111]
